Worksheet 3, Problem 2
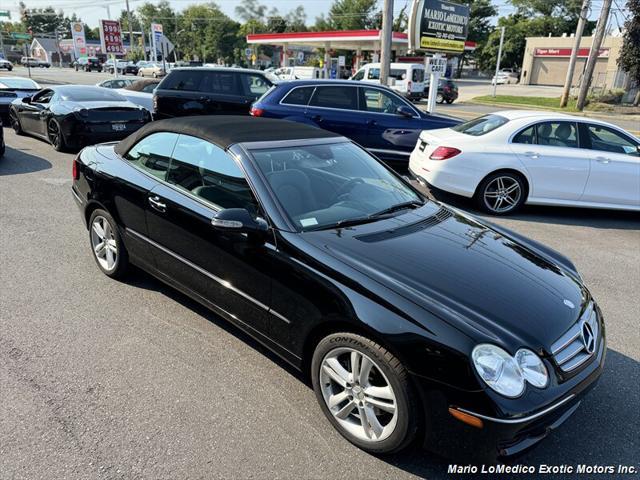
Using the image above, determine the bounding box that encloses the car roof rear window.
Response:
[451,114,509,136]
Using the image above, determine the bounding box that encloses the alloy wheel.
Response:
[47,121,61,148]
[319,347,398,443]
[483,175,522,213]
[9,110,21,133]
[91,216,118,271]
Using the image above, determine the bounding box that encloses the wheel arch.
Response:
[473,167,530,201]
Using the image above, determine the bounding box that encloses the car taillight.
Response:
[250,106,264,117]
[72,158,79,180]
[429,146,461,160]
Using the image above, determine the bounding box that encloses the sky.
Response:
[1,0,628,31]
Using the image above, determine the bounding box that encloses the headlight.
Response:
[472,344,525,398]
[515,348,549,388]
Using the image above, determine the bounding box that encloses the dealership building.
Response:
[520,35,626,90]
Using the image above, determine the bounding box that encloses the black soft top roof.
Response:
[114,116,341,156]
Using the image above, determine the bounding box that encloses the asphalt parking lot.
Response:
[1,125,638,479]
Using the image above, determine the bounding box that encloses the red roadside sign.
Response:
[99,19,124,55]
[534,47,609,58]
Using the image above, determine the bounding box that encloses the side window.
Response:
[309,86,358,110]
[34,90,53,104]
[142,83,157,93]
[124,132,178,179]
[352,69,365,81]
[413,69,424,82]
[240,74,271,98]
[102,81,113,88]
[200,72,239,95]
[536,122,578,148]
[281,87,315,106]
[167,135,259,212]
[585,124,639,157]
[161,71,204,91]
[389,69,406,81]
[513,125,536,144]
[360,87,407,114]
[367,68,380,80]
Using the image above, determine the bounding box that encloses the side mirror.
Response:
[22,96,31,104]
[211,208,269,236]
[396,105,414,118]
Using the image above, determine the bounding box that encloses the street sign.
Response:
[10,33,32,40]
[99,19,124,55]
[297,51,304,63]
[338,55,346,67]
[71,22,87,58]
[425,56,447,74]
[408,0,470,53]
[0,10,11,17]
[245,48,252,58]
[151,23,163,61]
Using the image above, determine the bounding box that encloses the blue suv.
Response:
[250,80,461,163]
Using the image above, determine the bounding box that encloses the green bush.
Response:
[588,88,626,105]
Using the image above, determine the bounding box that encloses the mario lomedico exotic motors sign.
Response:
[408,0,470,53]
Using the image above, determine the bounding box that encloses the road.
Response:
[1,127,639,479]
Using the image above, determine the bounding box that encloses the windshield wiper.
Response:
[306,215,382,231]
[368,200,425,219]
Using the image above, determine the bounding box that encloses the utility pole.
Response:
[576,0,612,110]
[492,26,505,98]
[560,0,590,107]
[125,0,134,59]
[379,0,393,86]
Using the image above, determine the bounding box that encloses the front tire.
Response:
[475,171,527,215]
[89,209,129,279]
[311,332,419,454]
[9,109,23,135]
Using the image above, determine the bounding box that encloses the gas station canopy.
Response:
[246,30,410,52]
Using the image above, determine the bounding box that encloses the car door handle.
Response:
[524,151,540,159]
[595,156,610,164]
[311,115,322,122]
[148,196,167,212]
[367,119,377,126]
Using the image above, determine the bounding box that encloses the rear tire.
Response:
[47,119,66,152]
[88,209,129,279]
[9,109,23,135]
[311,332,419,454]
[475,171,527,215]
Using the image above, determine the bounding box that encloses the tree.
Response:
[137,1,177,36]
[20,2,65,34]
[617,0,640,105]
[314,0,378,30]
[235,0,268,23]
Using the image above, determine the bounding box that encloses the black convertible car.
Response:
[72,116,605,461]
[9,85,151,151]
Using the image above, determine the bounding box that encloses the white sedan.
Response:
[409,110,640,214]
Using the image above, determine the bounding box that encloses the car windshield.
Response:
[451,114,508,136]
[0,78,40,89]
[250,141,424,231]
[59,88,126,102]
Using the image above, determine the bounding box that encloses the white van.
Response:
[273,66,327,80]
[350,62,425,100]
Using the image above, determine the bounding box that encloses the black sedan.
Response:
[9,85,151,151]
[72,116,605,461]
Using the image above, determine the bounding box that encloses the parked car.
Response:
[409,110,640,214]
[115,79,160,112]
[492,68,519,85]
[153,67,273,119]
[96,78,137,89]
[0,59,13,71]
[137,62,167,78]
[272,66,327,80]
[105,60,139,75]
[0,77,41,117]
[9,85,150,151]
[250,80,460,164]
[21,56,50,68]
[72,115,605,462]
[350,63,426,100]
[74,57,103,72]
[424,78,459,104]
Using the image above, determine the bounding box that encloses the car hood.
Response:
[301,203,586,351]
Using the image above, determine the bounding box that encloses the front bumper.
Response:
[415,333,606,462]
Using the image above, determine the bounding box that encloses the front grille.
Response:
[550,303,599,373]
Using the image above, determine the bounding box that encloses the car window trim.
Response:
[278,84,420,118]
[280,85,317,107]
[509,120,581,147]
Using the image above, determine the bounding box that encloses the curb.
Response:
[468,100,640,122]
